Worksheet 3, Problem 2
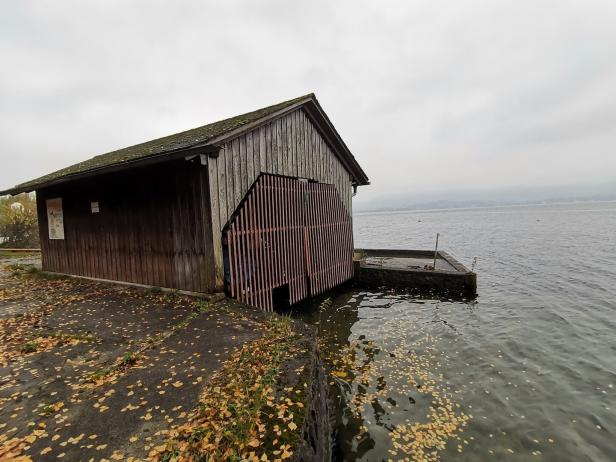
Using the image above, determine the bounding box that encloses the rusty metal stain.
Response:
[223,174,353,312]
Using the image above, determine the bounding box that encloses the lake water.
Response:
[293,201,616,461]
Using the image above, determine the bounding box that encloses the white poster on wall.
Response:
[47,198,65,240]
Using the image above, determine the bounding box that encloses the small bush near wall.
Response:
[0,193,39,248]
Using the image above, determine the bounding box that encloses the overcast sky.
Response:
[1,0,615,208]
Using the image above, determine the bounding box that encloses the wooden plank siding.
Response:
[36,160,215,293]
[207,107,354,288]
[33,107,358,295]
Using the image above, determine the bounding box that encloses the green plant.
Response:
[8,264,38,277]
[266,313,294,336]
[91,367,113,380]
[89,351,140,383]
[20,341,38,353]
[36,271,68,280]
[159,447,180,462]
[0,193,39,248]
[7,264,68,280]
[188,427,208,444]
[121,351,140,366]
[164,290,179,301]
[319,297,333,311]
[0,250,39,258]
[37,331,96,343]
[194,300,210,313]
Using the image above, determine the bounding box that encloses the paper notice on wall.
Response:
[47,198,64,240]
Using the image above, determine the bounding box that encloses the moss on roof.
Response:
[10,94,314,193]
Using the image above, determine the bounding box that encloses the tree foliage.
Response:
[0,193,39,248]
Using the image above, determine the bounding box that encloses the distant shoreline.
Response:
[354,198,616,215]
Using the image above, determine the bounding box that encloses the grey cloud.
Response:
[1,0,615,208]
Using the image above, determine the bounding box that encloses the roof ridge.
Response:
[3,93,316,194]
[89,92,315,160]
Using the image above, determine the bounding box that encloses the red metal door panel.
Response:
[223,174,353,311]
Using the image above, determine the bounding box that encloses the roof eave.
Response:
[0,144,220,196]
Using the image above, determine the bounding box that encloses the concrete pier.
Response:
[353,248,477,298]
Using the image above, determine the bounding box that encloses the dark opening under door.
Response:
[222,174,353,311]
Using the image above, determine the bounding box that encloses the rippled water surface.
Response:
[293,201,616,461]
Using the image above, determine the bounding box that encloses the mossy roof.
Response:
[2,93,369,195]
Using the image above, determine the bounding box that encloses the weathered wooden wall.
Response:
[36,160,214,293]
[207,108,353,287]
[34,107,358,293]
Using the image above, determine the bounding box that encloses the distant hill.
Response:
[354,184,616,213]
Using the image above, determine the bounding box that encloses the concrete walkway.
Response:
[0,261,263,461]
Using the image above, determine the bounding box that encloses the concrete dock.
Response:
[353,248,477,298]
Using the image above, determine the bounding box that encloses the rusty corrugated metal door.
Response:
[223,174,353,311]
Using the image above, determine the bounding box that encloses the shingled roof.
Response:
[1,93,369,195]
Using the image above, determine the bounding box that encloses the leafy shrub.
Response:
[0,193,39,248]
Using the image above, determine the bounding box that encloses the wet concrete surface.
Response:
[362,254,457,271]
[0,259,264,461]
[0,257,46,319]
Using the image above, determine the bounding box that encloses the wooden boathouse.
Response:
[1,94,369,310]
